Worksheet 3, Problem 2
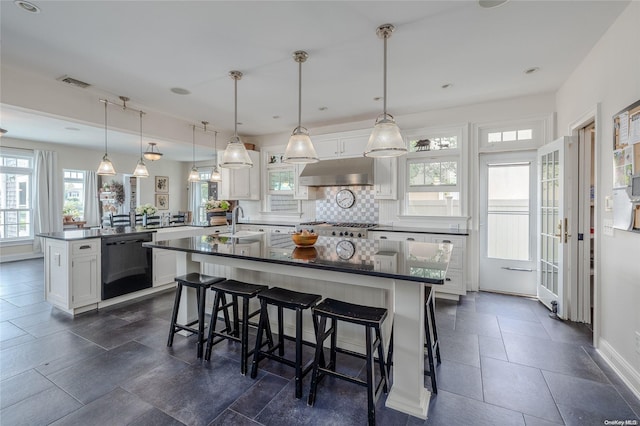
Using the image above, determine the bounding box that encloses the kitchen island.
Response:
[145,232,451,420]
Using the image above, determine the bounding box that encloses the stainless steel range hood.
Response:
[299,157,374,187]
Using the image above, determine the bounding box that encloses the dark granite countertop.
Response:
[38,226,159,241]
[371,226,469,236]
[144,232,452,285]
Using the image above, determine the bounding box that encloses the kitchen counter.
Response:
[372,225,469,236]
[37,223,209,241]
[145,232,451,419]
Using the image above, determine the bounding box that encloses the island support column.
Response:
[385,279,430,419]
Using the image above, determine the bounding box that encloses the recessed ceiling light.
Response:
[318,106,328,111]
[524,67,540,75]
[478,0,509,9]
[65,127,80,131]
[272,115,280,119]
[237,122,243,126]
[14,0,40,13]
[373,97,383,101]
[441,83,453,89]
[170,87,190,95]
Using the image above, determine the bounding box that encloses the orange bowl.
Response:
[291,232,318,247]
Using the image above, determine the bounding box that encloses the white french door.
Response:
[537,136,576,318]
[479,152,537,296]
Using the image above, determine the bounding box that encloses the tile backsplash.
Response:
[315,186,379,223]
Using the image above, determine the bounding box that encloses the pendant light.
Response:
[143,142,163,161]
[220,70,253,169]
[187,125,200,182]
[133,111,149,178]
[364,24,407,158]
[207,121,222,182]
[283,50,318,164]
[97,100,116,175]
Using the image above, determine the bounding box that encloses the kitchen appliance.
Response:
[101,232,153,299]
[298,221,377,238]
[298,157,374,187]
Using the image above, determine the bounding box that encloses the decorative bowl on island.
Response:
[291,231,318,247]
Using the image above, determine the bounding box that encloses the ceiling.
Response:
[0,0,629,161]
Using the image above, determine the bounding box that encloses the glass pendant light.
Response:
[207,123,222,182]
[143,142,163,161]
[97,100,116,175]
[187,125,200,182]
[220,70,253,169]
[364,24,407,158]
[283,50,318,164]
[133,111,149,178]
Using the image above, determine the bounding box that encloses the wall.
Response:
[0,136,189,261]
[556,1,640,397]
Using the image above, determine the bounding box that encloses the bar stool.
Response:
[307,298,389,426]
[250,287,322,399]
[204,279,270,375]
[167,273,225,358]
[386,285,441,393]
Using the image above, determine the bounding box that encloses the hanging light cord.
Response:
[104,101,108,154]
[192,125,196,167]
[297,57,303,130]
[234,77,238,138]
[214,131,218,162]
[139,111,143,157]
[383,32,388,117]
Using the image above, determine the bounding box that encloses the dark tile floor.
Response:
[1,258,639,425]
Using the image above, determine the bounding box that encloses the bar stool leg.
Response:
[375,326,389,393]
[277,306,285,356]
[204,290,222,361]
[365,327,375,426]
[250,299,269,379]
[307,314,328,406]
[240,296,250,375]
[429,294,441,363]
[294,308,304,399]
[197,286,206,358]
[167,282,183,347]
[232,295,240,338]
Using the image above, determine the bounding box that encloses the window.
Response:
[478,117,549,152]
[403,126,465,216]
[192,170,218,224]
[63,170,85,220]
[265,151,298,213]
[0,149,33,241]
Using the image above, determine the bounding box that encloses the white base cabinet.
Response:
[44,238,101,315]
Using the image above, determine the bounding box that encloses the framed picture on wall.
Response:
[155,194,169,210]
[155,176,169,193]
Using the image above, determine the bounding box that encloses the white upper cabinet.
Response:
[293,163,317,200]
[220,150,261,200]
[314,135,369,159]
[374,157,397,200]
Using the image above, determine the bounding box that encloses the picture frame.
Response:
[155,176,169,193]
[155,194,169,210]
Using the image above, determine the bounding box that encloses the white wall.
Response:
[0,136,189,260]
[556,1,640,397]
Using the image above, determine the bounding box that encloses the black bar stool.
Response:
[386,285,441,393]
[204,279,270,375]
[307,298,389,426]
[250,287,322,399]
[167,273,226,358]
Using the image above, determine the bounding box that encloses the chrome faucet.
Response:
[231,205,244,235]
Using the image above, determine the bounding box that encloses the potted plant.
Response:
[205,199,230,225]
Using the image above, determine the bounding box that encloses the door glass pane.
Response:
[486,163,530,261]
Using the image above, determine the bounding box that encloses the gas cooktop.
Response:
[298,221,378,238]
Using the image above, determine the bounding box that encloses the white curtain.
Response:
[33,150,62,253]
[83,170,100,227]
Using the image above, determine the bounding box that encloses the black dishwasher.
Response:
[101,232,153,300]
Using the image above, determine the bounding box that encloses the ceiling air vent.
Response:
[57,75,91,89]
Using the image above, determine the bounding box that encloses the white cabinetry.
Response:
[220,150,261,200]
[44,238,101,315]
[293,164,317,200]
[374,157,397,200]
[315,135,368,159]
[371,231,426,242]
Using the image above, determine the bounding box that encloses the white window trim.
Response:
[261,149,300,213]
[476,114,553,153]
[400,123,469,218]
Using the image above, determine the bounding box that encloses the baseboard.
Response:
[0,252,44,263]
[597,337,640,401]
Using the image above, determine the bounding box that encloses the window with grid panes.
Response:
[0,148,34,241]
